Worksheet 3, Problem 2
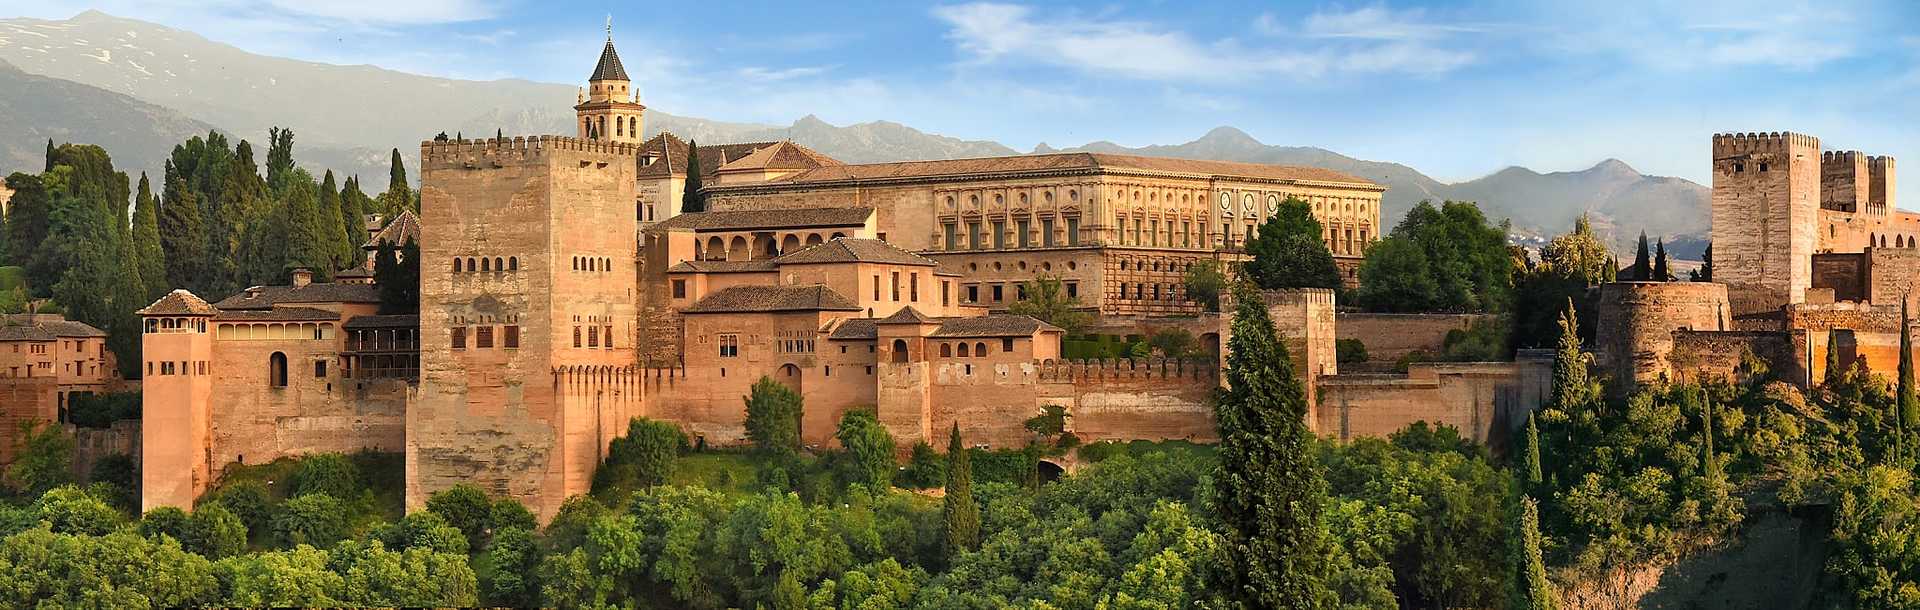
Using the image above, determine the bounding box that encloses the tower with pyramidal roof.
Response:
[575,17,646,144]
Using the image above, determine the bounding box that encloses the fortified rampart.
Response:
[1594,282,1731,388]
[1317,349,1551,450]
[0,377,56,465]
[1712,132,1821,315]
[1334,312,1492,362]
[1667,330,1805,386]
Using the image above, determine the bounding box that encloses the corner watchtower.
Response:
[574,21,646,145]
[1711,131,1821,315]
[1869,156,1897,216]
[137,290,216,513]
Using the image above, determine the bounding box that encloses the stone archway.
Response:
[727,236,750,261]
[778,363,803,393]
[781,234,801,254]
[805,233,824,246]
[1036,459,1067,484]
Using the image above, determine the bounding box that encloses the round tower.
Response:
[1594,281,1731,388]
[575,20,646,144]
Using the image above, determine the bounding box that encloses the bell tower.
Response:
[575,18,646,144]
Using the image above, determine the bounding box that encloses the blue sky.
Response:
[15,0,1920,204]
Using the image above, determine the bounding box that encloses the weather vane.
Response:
[605,15,612,40]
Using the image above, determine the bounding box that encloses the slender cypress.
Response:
[1900,297,1916,462]
[1550,298,1595,410]
[1512,496,1556,610]
[1631,231,1651,281]
[1523,412,1543,487]
[942,423,980,555]
[1652,238,1669,282]
[682,140,706,213]
[158,174,206,291]
[43,138,54,172]
[131,173,168,300]
[1826,328,1843,386]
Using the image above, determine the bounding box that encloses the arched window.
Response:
[269,352,288,388]
[481,258,490,272]
[892,339,910,363]
[451,259,461,273]
[941,343,953,357]
[494,257,504,271]
[508,257,518,271]
[958,343,971,357]
[975,342,988,356]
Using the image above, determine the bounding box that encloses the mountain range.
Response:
[0,10,1707,254]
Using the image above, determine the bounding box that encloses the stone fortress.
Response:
[133,30,1908,522]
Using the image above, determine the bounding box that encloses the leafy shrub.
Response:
[379,511,468,555]
[184,505,247,559]
[273,493,348,548]
[490,498,536,536]
[208,481,273,539]
[290,453,360,500]
[898,442,945,489]
[425,484,492,547]
[1336,338,1369,364]
[65,392,140,428]
[836,409,896,490]
[596,418,687,494]
[36,485,122,536]
[140,506,191,541]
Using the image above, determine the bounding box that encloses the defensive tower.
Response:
[1711,131,1821,315]
[574,19,646,145]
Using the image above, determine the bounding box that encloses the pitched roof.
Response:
[335,267,375,279]
[139,289,217,316]
[683,285,862,313]
[665,260,779,274]
[715,141,843,173]
[212,307,342,322]
[650,207,872,232]
[590,38,628,81]
[876,306,935,324]
[0,325,56,341]
[827,318,878,340]
[363,209,419,249]
[344,314,419,329]
[0,315,102,340]
[718,151,1375,187]
[774,238,938,267]
[930,315,1063,338]
[213,283,381,310]
[635,134,794,179]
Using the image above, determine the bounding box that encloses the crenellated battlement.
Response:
[1034,357,1218,383]
[1823,150,1866,165]
[420,135,639,169]
[1712,131,1819,157]
[1870,156,1896,171]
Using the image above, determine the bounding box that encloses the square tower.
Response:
[1821,150,1868,213]
[1711,132,1821,316]
[409,136,640,521]
[1869,156,1897,216]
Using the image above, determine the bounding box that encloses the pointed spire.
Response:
[589,17,629,82]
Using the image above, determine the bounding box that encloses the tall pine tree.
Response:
[130,172,168,300]
[1212,281,1331,608]
[43,138,54,172]
[337,175,368,266]
[1652,238,1669,282]
[317,170,353,271]
[1550,298,1598,411]
[1826,328,1844,386]
[157,173,207,292]
[1630,231,1651,281]
[3,173,50,280]
[378,148,415,216]
[265,126,296,194]
[1511,496,1556,610]
[1523,412,1543,488]
[942,423,980,555]
[682,141,706,213]
[1900,297,1916,463]
[374,238,420,314]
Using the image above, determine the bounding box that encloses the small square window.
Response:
[672,280,687,299]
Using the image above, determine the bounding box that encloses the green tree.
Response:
[265,127,296,193]
[131,172,168,300]
[1244,198,1341,290]
[1182,258,1228,312]
[36,485,122,535]
[1826,328,1844,387]
[1549,299,1598,411]
[378,148,416,216]
[943,424,980,555]
[1690,242,1713,282]
[1628,231,1651,281]
[1523,413,1544,488]
[291,452,360,499]
[1541,214,1614,285]
[338,175,371,266]
[374,238,419,314]
[184,504,248,559]
[1652,238,1670,282]
[1902,298,1917,461]
[1354,235,1439,312]
[139,506,190,541]
[158,172,207,292]
[683,140,706,213]
[1512,496,1556,610]
[426,484,494,548]
[274,493,349,548]
[213,545,343,606]
[318,170,353,270]
[0,527,218,607]
[836,409,896,490]
[1211,281,1331,608]
[1007,273,1091,335]
[745,376,804,454]
[210,480,274,540]
[598,417,688,490]
[7,421,74,497]
[378,511,469,555]
[2,173,49,274]
[484,525,541,606]
[43,138,54,172]
[1356,200,1512,313]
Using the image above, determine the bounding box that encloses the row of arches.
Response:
[574,256,613,272]
[454,256,519,273]
[937,341,997,358]
[697,231,852,262]
[1870,232,1916,249]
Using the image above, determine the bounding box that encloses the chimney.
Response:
[291,268,313,288]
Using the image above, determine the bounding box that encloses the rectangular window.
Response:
[1042,218,1056,247]
[1017,219,1030,248]
[504,325,520,349]
[992,284,1004,302]
[874,275,882,301]
[1066,282,1078,299]
[451,327,467,350]
[1116,218,1126,245]
[967,285,979,303]
[942,281,951,306]
[314,361,328,378]
[1200,222,1210,248]
[587,326,599,348]
[672,280,687,298]
[719,334,739,358]
[944,224,957,250]
[1066,217,1080,245]
[1150,220,1160,246]
[992,221,1006,249]
[910,273,920,301]
[1017,283,1028,301]
[476,325,494,348]
[892,271,901,301]
[968,223,981,249]
[573,326,582,348]
[605,326,614,349]
[1002,338,1014,352]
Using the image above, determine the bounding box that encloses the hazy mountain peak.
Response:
[1589,158,1637,175]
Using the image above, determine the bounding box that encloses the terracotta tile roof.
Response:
[775,238,938,267]
[0,325,56,341]
[344,314,419,329]
[650,207,872,232]
[876,306,935,324]
[590,38,629,81]
[723,152,1374,187]
[716,141,843,173]
[635,134,794,179]
[0,314,108,338]
[683,285,862,313]
[827,318,878,340]
[213,283,381,310]
[139,289,217,316]
[930,315,1063,338]
[335,267,375,279]
[213,307,342,322]
[363,210,420,249]
[665,260,779,274]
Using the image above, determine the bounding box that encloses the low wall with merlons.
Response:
[1315,350,1552,451]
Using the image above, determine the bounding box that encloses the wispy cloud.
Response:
[1292,4,1492,40]
[931,2,1477,82]
[263,0,497,26]
[737,65,834,82]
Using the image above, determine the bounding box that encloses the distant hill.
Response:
[1040,127,1710,252]
[0,11,1708,251]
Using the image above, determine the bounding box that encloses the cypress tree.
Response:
[279,170,330,279]
[3,173,50,274]
[682,140,706,213]
[1212,281,1331,609]
[374,237,420,314]
[1523,412,1543,487]
[158,174,207,292]
[1630,231,1651,281]
[131,172,168,300]
[265,126,296,194]
[1697,242,1714,282]
[43,138,54,172]
[1512,496,1556,610]
[317,170,352,270]
[1549,298,1596,411]
[1901,297,1917,461]
[1702,394,1721,478]
[1826,328,1843,386]
[942,423,980,555]
[380,148,414,216]
[1652,238,1669,282]
[339,176,372,264]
